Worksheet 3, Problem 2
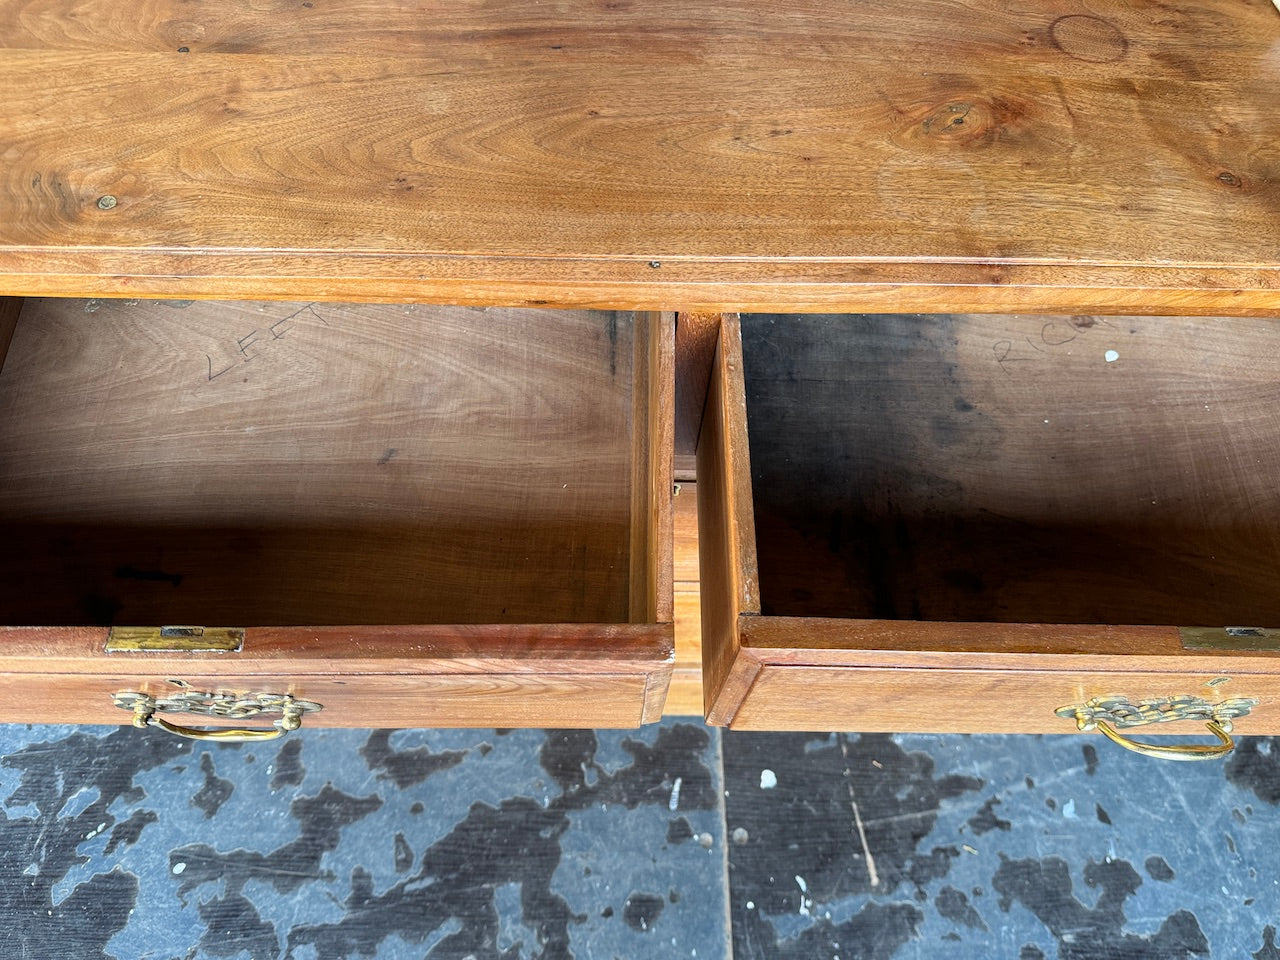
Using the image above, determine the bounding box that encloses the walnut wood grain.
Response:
[0,299,644,626]
[738,618,1280,670]
[696,315,762,724]
[628,310,675,721]
[0,673,655,728]
[0,624,668,668]
[0,300,674,726]
[675,313,722,458]
[701,310,1280,728]
[666,592,703,716]
[0,624,670,729]
[735,612,1280,734]
[0,297,18,375]
[2,0,1277,310]
[665,481,702,715]
[743,313,1280,627]
[0,0,1272,65]
[629,310,675,627]
[727,665,1280,735]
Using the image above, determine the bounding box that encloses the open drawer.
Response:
[0,297,673,733]
[698,312,1280,752]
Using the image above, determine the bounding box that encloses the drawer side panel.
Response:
[696,314,762,724]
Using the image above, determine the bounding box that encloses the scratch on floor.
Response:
[838,733,879,888]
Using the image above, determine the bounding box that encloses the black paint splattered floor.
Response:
[3,723,1279,959]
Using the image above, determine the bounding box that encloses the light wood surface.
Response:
[696,316,762,724]
[0,672,655,728]
[727,665,1280,735]
[675,313,721,461]
[628,310,676,721]
[734,613,1280,734]
[739,618,1280,670]
[0,624,668,728]
[0,623,669,668]
[665,481,703,715]
[2,0,1277,311]
[629,311,675,626]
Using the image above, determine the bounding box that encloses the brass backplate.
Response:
[106,626,244,654]
[1056,694,1257,730]
[113,689,322,721]
[1180,626,1280,652]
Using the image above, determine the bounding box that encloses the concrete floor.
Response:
[2,721,1277,959]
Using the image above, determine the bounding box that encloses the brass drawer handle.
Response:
[113,689,322,742]
[1056,695,1255,762]
[1093,718,1233,762]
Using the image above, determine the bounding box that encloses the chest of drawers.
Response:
[2,0,1278,747]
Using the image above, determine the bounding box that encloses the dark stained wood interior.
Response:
[741,312,1280,627]
[0,299,643,626]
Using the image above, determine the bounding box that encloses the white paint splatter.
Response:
[796,876,812,916]
[1062,798,1078,819]
[669,777,682,811]
[759,769,777,790]
[1105,350,1119,362]
[172,862,186,875]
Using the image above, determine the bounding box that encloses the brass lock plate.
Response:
[1180,626,1280,652]
[106,626,244,653]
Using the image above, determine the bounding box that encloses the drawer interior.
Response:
[740,312,1280,628]
[0,298,663,628]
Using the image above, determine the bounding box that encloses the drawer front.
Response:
[0,627,668,730]
[0,674,662,729]
[724,619,1280,738]
[697,313,1280,749]
[0,299,675,729]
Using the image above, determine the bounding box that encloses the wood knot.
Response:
[905,99,1013,148]
[923,102,975,136]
